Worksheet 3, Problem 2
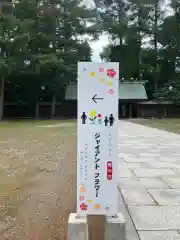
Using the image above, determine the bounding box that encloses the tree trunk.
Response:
[35,102,39,119]
[0,76,4,120]
[51,95,56,118]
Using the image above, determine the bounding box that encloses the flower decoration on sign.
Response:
[100,78,105,83]
[97,113,102,124]
[89,110,97,124]
[80,185,86,193]
[90,72,96,77]
[80,203,88,211]
[107,68,116,78]
[108,89,114,94]
[79,196,84,201]
[94,204,100,210]
[107,80,113,87]
[99,67,104,72]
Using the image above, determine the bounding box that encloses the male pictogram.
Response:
[109,114,115,126]
[81,112,87,124]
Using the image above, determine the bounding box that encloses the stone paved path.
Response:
[118,121,180,240]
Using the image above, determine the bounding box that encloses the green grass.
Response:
[130,118,180,133]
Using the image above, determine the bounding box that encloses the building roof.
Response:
[65,82,147,100]
[138,100,173,105]
[119,83,147,100]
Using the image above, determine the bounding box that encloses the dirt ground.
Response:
[0,121,77,240]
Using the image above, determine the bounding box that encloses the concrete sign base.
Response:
[105,213,126,240]
[68,213,88,240]
[67,212,126,240]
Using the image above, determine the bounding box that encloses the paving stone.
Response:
[139,153,162,157]
[121,189,155,206]
[128,206,180,230]
[122,162,150,169]
[149,149,160,152]
[119,153,135,158]
[161,178,180,188]
[118,178,169,189]
[118,121,180,237]
[118,190,139,240]
[118,167,134,177]
[172,168,180,175]
[133,169,177,178]
[138,231,180,240]
[148,189,180,206]
[131,146,149,149]
[148,162,180,169]
[123,157,156,163]
[156,157,180,162]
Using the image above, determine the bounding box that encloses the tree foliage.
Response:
[0,0,100,119]
[100,0,180,101]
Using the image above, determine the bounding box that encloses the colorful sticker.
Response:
[107,80,113,87]
[80,203,88,211]
[79,196,85,201]
[90,72,96,77]
[100,78,105,83]
[108,89,114,94]
[80,185,86,193]
[87,200,92,203]
[107,69,116,78]
[94,204,100,210]
[99,67,104,72]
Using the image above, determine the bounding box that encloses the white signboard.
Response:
[77,62,119,216]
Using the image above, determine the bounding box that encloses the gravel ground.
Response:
[0,121,76,239]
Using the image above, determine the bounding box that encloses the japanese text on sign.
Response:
[94,132,100,197]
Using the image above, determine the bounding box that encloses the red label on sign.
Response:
[107,174,112,180]
[107,161,113,180]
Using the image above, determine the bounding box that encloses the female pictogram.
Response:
[104,116,109,126]
[109,114,115,126]
[81,112,87,124]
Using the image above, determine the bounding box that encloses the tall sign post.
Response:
[77,62,119,216]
